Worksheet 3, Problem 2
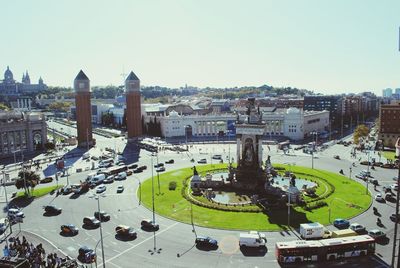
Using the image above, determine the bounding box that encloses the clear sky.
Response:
[1,0,399,94]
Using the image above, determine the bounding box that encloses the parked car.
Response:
[62,186,72,195]
[115,225,137,239]
[117,185,124,193]
[165,159,174,164]
[128,164,138,170]
[141,219,159,231]
[94,211,110,222]
[212,155,222,160]
[195,236,218,249]
[96,184,106,194]
[83,217,100,228]
[370,179,379,186]
[390,213,400,223]
[78,246,96,263]
[126,170,133,176]
[40,177,53,184]
[133,169,143,174]
[154,163,164,168]
[385,193,395,202]
[156,166,166,173]
[116,172,127,180]
[197,159,207,164]
[43,205,62,215]
[139,165,147,170]
[61,224,79,235]
[103,175,114,184]
[375,193,384,202]
[368,229,386,240]
[8,208,24,219]
[391,184,398,191]
[349,223,366,234]
[333,219,350,229]
[91,156,99,161]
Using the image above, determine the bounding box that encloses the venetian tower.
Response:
[125,71,142,140]
[74,70,94,148]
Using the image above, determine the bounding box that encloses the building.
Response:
[74,70,94,148]
[303,95,340,121]
[0,66,47,96]
[125,71,142,140]
[378,102,400,147]
[382,88,393,98]
[0,111,47,158]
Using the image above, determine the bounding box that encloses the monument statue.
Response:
[243,138,255,165]
[290,174,296,187]
[192,166,198,176]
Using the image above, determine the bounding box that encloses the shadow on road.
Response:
[239,246,268,257]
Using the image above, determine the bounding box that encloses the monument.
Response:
[232,98,267,190]
[125,71,142,140]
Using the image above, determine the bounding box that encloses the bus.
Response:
[275,235,375,264]
[105,165,127,176]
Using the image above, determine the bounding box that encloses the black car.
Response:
[115,225,137,239]
[128,164,138,170]
[139,165,147,170]
[390,213,400,223]
[141,219,159,231]
[195,236,218,249]
[133,169,143,174]
[166,159,174,164]
[78,246,96,263]
[154,163,164,168]
[94,211,110,222]
[83,217,101,227]
[61,224,79,235]
[44,205,62,215]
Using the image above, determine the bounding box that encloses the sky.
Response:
[1,0,400,94]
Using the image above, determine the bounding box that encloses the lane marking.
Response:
[101,222,179,266]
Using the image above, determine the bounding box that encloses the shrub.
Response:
[169,181,177,190]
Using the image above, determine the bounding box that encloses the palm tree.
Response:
[15,170,40,197]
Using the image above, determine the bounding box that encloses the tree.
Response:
[353,124,369,144]
[44,142,55,151]
[15,170,40,197]
[0,102,9,111]
[48,101,72,112]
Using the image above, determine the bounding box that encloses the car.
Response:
[94,211,110,222]
[117,185,124,193]
[78,246,96,263]
[91,156,99,161]
[115,225,137,239]
[139,165,147,170]
[103,176,114,184]
[390,213,400,223]
[375,193,384,202]
[197,159,207,164]
[156,166,165,173]
[355,173,367,180]
[141,219,159,231]
[61,224,79,235]
[385,193,395,202]
[62,186,72,195]
[83,217,100,227]
[154,163,164,168]
[368,229,386,240]
[128,164,138,170]
[43,205,62,215]
[8,208,24,219]
[117,162,126,166]
[40,177,53,184]
[333,219,350,229]
[126,170,133,176]
[391,184,398,191]
[369,179,379,186]
[116,172,127,180]
[195,236,218,249]
[97,169,107,175]
[349,223,366,234]
[165,159,174,164]
[96,184,106,194]
[393,177,398,181]
[133,169,143,174]
[212,155,222,160]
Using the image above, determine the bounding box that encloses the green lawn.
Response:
[140,164,371,231]
[383,150,396,161]
[16,185,63,198]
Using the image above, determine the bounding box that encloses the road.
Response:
[0,120,397,268]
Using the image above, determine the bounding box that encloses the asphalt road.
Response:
[1,121,398,268]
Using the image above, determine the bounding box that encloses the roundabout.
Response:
[140,163,371,231]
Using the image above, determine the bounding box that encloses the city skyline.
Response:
[1,0,400,94]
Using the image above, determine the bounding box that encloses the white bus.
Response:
[275,235,375,264]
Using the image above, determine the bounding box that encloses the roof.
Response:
[126,71,139,81]
[75,70,89,81]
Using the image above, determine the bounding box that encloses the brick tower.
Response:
[74,70,94,148]
[125,71,142,140]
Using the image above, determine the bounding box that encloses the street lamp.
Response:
[310,131,318,169]
[89,193,106,268]
[134,177,142,205]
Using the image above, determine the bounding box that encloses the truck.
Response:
[299,222,332,239]
[239,231,267,248]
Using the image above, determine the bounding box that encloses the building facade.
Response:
[125,71,142,139]
[378,102,400,147]
[0,66,47,96]
[0,111,47,158]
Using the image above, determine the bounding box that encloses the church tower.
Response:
[74,70,94,148]
[125,71,142,140]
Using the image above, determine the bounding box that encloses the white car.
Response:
[349,223,366,233]
[96,184,106,194]
[375,193,384,202]
[117,185,124,193]
[8,208,24,218]
[391,184,398,191]
[197,159,207,164]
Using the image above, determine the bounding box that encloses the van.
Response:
[91,174,105,185]
[116,172,127,180]
[239,231,266,248]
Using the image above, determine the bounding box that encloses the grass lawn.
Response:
[140,164,371,231]
[383,150,396,161]
[16,185,63,198]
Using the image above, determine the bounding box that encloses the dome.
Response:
[169,110,179,117]
[286,107,300,114]
[4,66,13,81]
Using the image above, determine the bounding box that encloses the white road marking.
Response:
[101,222,179,266]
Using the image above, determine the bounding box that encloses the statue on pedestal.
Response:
[192,166,198,176]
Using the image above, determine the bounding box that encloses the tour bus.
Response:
[275,235,375,264]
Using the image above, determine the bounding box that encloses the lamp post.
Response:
[155,150,161,195]
[90,194,106,268]
[135,177,142,205]
[366,149,371,195]
[349,167,352,180]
